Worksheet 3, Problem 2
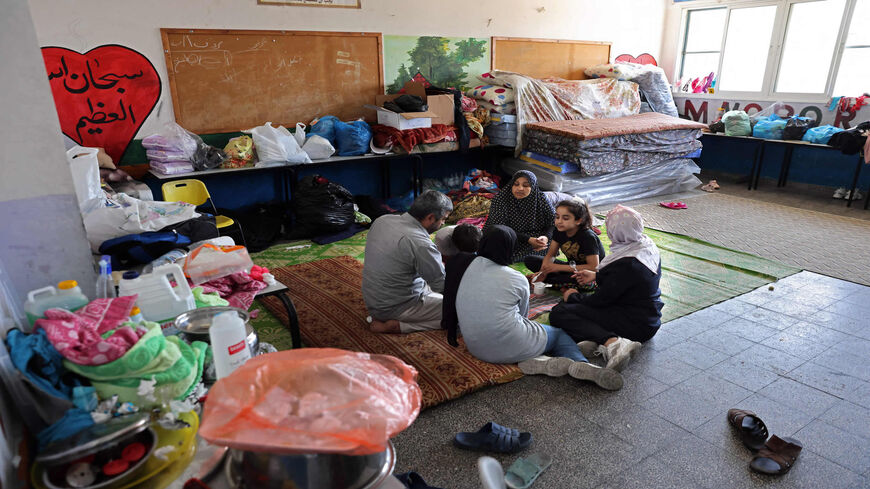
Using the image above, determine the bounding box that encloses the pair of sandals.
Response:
[454,422,550,488]
[727,409,803,476]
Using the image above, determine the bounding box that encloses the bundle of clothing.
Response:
[371,124,458,153]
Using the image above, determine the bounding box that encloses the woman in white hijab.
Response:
[549,205,664,373]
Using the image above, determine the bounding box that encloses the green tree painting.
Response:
[385,36,489,93]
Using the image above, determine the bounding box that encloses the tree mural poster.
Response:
[384,36,489,93]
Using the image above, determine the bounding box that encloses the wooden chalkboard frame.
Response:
[491,37,611,80]
[257,0,361,7]
[160,28,383,134]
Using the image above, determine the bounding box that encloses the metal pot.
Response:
[173,307,259,354]
[224,442,396,489]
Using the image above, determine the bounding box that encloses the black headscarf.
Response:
[484,170,554,262]
[442,225,516,346]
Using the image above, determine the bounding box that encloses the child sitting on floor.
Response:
[435,223,483,262]
[523,198,604,288]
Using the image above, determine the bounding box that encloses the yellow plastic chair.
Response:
[161,179,245,245]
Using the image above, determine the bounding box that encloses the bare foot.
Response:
[369,319,401,334]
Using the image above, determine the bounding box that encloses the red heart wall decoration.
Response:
[614,53,658,66]
[41,44,161,162]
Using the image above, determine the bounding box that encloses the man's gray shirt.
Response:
[362,213,445,319]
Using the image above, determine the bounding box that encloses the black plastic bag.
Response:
[191,144,226,170]
[783,116,818,140]
[708,120,725,133]
[293,175,355,236]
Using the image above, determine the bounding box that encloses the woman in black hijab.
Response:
[484,170,555,263]
[441,225,623,390]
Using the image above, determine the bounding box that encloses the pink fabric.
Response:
[35,295,142,366]
[197,272,267,311]
[456,216,487,229]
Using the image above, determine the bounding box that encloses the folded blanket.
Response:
[526,112,707,140]
[198,272,267,311]
[36,295,141,366]
[64,323,207,407]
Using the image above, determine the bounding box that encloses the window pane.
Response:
[685,8,727,52]
[719,5,778,92]
[776,0,846,93]
[844,0,870,46]
[681,52,721,82]
[833,47,870,96]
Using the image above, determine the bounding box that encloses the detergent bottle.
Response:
[23,280,89,326]
[118,264,195,322]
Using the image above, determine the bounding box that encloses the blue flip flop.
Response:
[505,453,553,489]
[453,422,532,454]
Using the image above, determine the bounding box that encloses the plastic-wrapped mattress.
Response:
[501,157,701,207]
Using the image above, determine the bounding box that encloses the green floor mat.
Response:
[249,228,799,349]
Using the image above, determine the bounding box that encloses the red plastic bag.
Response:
[199,348,421,455]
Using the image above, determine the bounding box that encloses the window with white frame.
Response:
[676,0,869,99]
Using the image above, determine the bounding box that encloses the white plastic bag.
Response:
[252,122,312,167]
[82,193,198,251]
[67,146,104,214]
[302,135,336,160]
[294,123,307,148]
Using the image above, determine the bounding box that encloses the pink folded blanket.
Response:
[35,295,142,366]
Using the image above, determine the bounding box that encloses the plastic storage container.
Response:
[118,264,195,322]
[23,281,90,326]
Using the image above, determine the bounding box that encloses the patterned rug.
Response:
[256,256,523,409]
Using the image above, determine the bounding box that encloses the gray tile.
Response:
[813,348,870,382]
[710,298,758,317]
[782,321,852,347]
[706,356,782,392]
[655,431,755,489]
[660,340,729,370]
[830,337,870,358]
[555,420,646,482]
[757,377,841,418]
[781,288,843,309]
[760,331,826,360]
[795,419,870,474]
[740,307,801,330]
[819,401,870,441]
[788,362,870,399]
[613,455,720,489]
[692,328,756,356]
[761,297,824,319]
[736,291,776,307]
[645,386,723,431]
[806,310,870,339]
[637,353,702,386]
[581,404,690,458]
[718,316,781,343]
[773,271,816,289]
[681,307,736,328]
[673,372,753,411]
[842,287,870,306]
[661,315,716,339]
[692,415,758,462]
[824,300,870,321]
[643,329,683,351]
[604,370,670,403]
[740,343,807,375]
[844,380,870,410]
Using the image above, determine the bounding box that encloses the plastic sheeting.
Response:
[501,157,702,208]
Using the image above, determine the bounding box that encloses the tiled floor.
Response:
[391,271,870,488]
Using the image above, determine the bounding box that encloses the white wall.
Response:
[0,0,97,301]
[28,0,669,137]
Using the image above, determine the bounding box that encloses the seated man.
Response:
[434,223,483,262]
[362,190,453,333]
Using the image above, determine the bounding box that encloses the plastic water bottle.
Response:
[95,256,116,299]
[209,311,252,379]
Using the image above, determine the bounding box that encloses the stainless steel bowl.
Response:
[173,307,259,354]
[224,442,396,489]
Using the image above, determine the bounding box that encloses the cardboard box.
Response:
[375,108,433,130]
[375,81,455,128]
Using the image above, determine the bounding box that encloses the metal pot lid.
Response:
[173,306,250,335]
[36,413,151,465]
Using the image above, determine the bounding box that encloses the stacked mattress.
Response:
[524,113,707,177]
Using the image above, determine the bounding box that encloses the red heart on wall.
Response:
[614,53,658,66]
[41,45,161,162]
